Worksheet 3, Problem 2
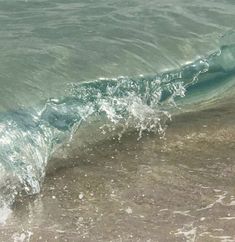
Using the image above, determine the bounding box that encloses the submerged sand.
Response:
[0,102,235,242]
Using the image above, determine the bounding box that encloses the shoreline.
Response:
[0,100,235,241]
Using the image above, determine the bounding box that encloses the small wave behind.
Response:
[0,32,235,216]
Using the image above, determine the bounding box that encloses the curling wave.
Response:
[0,32,235,209]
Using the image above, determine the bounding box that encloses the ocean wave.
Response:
[0,32,235,210]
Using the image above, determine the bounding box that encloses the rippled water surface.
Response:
[0,0,235,241]
[0,0,234,108]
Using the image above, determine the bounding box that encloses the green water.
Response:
[0,0,235,241]
[0,0,234,109]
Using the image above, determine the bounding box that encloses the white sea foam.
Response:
[0,204,11,224]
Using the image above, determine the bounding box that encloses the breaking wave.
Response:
[0,32,235,209]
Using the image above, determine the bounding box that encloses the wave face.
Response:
[1,36,235,208]
[0,0,235,209]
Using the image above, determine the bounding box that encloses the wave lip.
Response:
[0,32,235,210]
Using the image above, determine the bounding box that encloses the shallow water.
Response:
[0,101,234,242]
[1,0,235,194]
[1,0,234,108]
[0,0,235,241]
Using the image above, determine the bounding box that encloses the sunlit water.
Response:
[1,102,235,242]
[0,0,235,241]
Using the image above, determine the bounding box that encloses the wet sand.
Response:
[0,102,235,242]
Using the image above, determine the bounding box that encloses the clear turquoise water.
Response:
[0,1,235,237]
[0,0,234,108]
